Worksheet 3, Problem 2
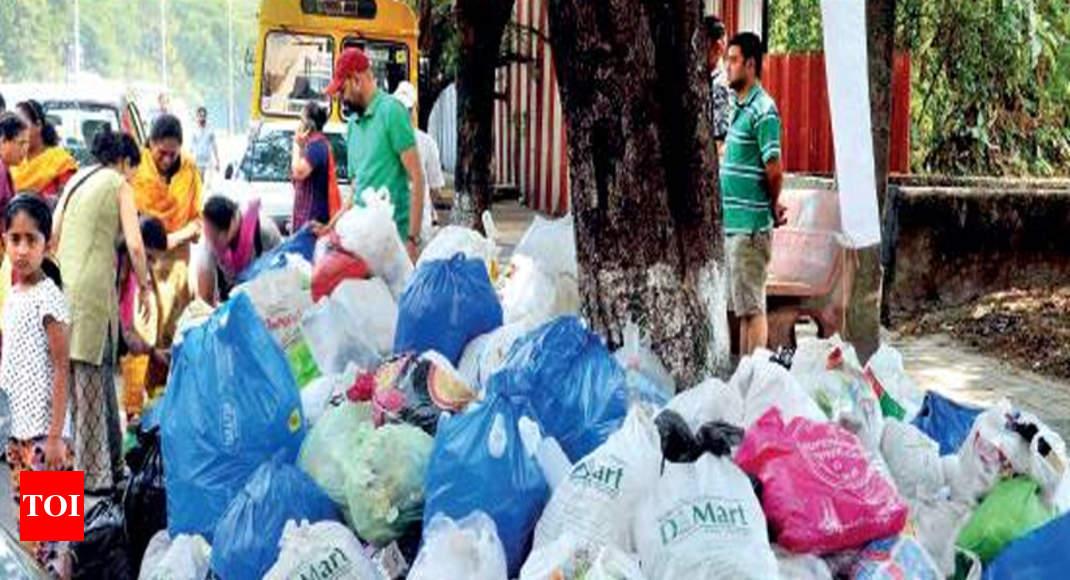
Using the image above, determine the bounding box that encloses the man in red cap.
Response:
[325,47,425,262]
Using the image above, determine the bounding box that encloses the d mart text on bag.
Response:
[292,546,360,580]
[569,459,625,497]
[658,497,752,545]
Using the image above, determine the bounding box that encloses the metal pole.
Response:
[161,0,168,89]
[73,0,81,79]
[228,0,235,134]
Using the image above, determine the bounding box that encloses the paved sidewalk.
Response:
[890,332,1070,439]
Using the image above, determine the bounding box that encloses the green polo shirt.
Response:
[346,90,417,237]
[720,83,782,234]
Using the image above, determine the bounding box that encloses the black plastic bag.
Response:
[123,428,167,571]
[656,409,743,469]
[71,495,133,580]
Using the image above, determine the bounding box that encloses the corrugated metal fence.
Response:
[763,52,912,174]
[429,2,913,214]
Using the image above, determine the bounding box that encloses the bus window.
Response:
[342,38,410,93]
[301,0,378,19]
[261,32,335,117]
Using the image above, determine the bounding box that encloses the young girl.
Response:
[0,194,73,577]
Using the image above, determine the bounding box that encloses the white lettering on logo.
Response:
[44,496,68,517]
[22,495,43,517]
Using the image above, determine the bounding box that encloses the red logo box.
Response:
[19,471,84,542]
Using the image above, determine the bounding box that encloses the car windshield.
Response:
[240,128,348,183]
[41,101,122,166]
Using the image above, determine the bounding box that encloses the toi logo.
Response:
[19,471,84,542]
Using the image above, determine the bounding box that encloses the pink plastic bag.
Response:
[735,408,908,554]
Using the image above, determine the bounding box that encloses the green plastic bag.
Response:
[287,339,321,389]
[297,402,374,508]
[343,423,432,546]
[956,476,1053,562]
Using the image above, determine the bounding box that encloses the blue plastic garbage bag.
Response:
[486,317,628,462]
[983,512,1070,580]
[394,254,503,365]
[236,225,317,284]
[211,453,339,580]
[422,393,549,576]
[911,391,984,455]
[161,293,306,540]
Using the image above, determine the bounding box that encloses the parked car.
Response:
[221,120,348,233]
[0,82,146,165]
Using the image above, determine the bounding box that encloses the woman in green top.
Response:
[52,128,151,493]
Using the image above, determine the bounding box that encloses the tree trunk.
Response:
[845,0,896,363]
[450,0,515,230]
[417,0,453,130]
[548,0,730,385]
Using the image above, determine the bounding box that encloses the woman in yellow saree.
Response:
[11,100,78,201]
[124,114,202,417]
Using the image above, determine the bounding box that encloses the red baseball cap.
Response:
[326,48,371,96]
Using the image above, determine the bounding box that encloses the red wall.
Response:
[762,52,912,175]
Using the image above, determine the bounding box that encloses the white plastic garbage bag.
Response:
[863,344,925,421]
[662,379,744,431]
[235,254,313,353]
[408,512,509,580]
[910,497,973,577]
[264,519,379,580]
[951,398,1069,505]
[458,323,528,391]
[301,295,380,375]
[336,188,414,299]
[300,364,360,427]
[301,278,397,374]
[880,419,945,501]
[533,406,661,552]
[774,549,833,580]
[729,350,826,428]
[138,530,212,580]
[500,255,563,329]
[514,214,578,279]
[634,454,777,580]
[791,337,885,454]
[331,278,398,356]
[418,225,500,281]
[521,533,645,580]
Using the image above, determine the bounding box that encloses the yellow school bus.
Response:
[252,0,418,123]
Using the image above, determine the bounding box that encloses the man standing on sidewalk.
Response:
[191,107,220,186]
[325,48,425,263]
[392,81,446,243]
[721,32,787,355]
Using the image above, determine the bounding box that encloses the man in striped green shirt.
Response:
[720,32,786,355]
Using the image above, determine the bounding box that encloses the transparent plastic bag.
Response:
[521,533,645,580]
[409,512,509,580]
[513,214,578,279]
[301,278,397,374]
[343,423,433,546]
[297,402,375,509]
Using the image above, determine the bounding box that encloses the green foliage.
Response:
[0,0,260,131]
[904,0,1070,176]
[766,0,1070,176]
[768,0,823,53]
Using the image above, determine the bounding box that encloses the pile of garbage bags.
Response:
[72,205,1070,580]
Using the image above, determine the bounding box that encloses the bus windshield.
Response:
[260,32,334,117]
[342,37,410,94]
